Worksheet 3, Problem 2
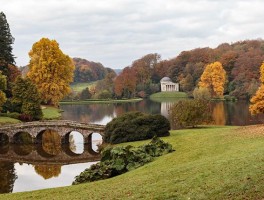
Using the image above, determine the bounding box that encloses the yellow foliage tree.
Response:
[27,38,75,106]
[199,61,226,98]
[249,62,264,114]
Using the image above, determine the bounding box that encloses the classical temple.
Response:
[160,77,179,92]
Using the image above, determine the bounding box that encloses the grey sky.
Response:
[1,0,264,69]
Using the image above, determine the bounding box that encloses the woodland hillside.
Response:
[114,39,264,99]
[167,39,264,99]
[73,58,116,83]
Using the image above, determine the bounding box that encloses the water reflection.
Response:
[41,130,61,156]
[0,130,101,193]
[61,100,161,124]
[61,99,264,126]
[34,165,61,180]
[211,102,226,125]
[0,162,17,194]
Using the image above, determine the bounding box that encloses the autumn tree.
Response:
[12,77,43,120]
[249,62,264,114]
[95,71,116,95]
[27,38,75,106]
[0,72,7,111]
[199,61,226,98]
[114,67,136,98]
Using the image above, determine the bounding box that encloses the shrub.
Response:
[193,87,211,100]
[72,137,174,185]
[104,112,170,144]
[169,99,212,128]
[79,87,92,100]
[95,90,112,99]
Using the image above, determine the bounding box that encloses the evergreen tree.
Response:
[12,77,43,120]
[0,12,15,75]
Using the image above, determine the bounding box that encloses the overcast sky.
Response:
[1,0,264,69]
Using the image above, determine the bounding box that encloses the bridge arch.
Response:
[36,129,62,156]
[36,129,60,144]
[0,143,9,154]
[13,131,33,144]
[62,131,85,155]
[0,132,9,144]
[13,143,34,156]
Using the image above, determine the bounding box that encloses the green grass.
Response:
[60,98,142,104]
[0,117,21,125]
[42,106,62,120]
[70,82,97,93]
[150,91,188,102]
[2,125,264,199]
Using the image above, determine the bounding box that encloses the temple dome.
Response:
[160,77,172,82]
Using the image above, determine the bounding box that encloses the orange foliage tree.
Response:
[199,61,226,98]
[249,62,264,114]
[114,67,136,98]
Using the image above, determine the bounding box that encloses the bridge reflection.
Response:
[0,143,100,165]
[0,132,101,193]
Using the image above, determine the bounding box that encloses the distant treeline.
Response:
[114,39,264,99]
[21,39,264,100]
[166,39,264,99]
[73,58,116,82]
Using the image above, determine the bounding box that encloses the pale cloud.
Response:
[1,0,264,68]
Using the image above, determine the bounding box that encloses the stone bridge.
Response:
[0,120,106,144]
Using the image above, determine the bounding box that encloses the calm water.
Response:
[1,99,264,194]
[61,99,264,126]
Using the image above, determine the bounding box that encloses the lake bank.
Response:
[0,107,62,125]
[1,125,264,199]
[60,98,142,105]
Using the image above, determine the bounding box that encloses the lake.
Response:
[1,99,264,194]
[61,99,264,126]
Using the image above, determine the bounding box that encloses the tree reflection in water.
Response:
[212,101,226,125]
[0,162,17,194]
[34,165,61,180]
[41,130,61,156]
[34,130,62,179]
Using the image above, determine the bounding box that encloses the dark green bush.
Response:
[104,111,170,144]
[72,137,174,185]
[0,112,20,119]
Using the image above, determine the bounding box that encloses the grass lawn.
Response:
[70,82,97,93]
[2,125,264,199]
[150,91,188,102]
[0,117,21,125]
[42,106,62,120]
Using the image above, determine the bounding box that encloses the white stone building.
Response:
[160,77,179,92]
